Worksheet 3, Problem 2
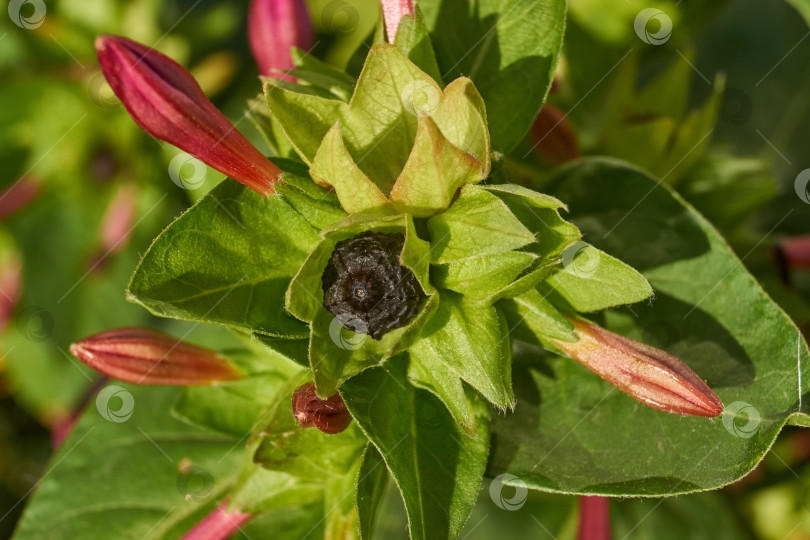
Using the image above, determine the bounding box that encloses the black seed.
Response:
[322,231,426,340]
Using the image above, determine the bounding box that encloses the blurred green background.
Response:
[0,0,809,538]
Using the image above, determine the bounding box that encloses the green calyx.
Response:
[259,40,654,417]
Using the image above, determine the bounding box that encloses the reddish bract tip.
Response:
[94,35,281,196]
[70,326,242,386]
[553,318,724,418]
[292,382,353,434]
[248,0,314,79]
[381,0,415,43]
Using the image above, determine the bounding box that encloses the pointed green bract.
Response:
[431,77,490,176]
[310,124,395,215]
[390,116,482,216]
[393,5,443,83]
[427,185,535,263]
[275,173,348,230]
[543,243,654,312]
[411,291,514,409]
[432,251,538,301]
[500,288,577,351]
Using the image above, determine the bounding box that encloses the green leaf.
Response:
[542,242,654,312]
[427,185,535,264]
[172,344,303,438]
[340,357,490,540]
[411,291,514,409]
[356,445,389,540]
[288,47,357,101]
[419,0,566,153]
[310,124,395,215]
[487,157,810,496]
[14,386,244,539]
[128,180,319,338]
[390,116,482,216]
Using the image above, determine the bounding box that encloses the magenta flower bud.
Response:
[95,35,281,196]
[578,496,611,540]
[0,177,41,220]
[248,0,314,79]
[381,0,415,43]
[181,501,252,540]
[292,382,352,434]
[778,235,810,270]
[0,255,21,332]
[552,318,724,418]
[100,183,137,254]
[70,327,243,386]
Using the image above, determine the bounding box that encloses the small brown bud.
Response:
[292,382,352,434]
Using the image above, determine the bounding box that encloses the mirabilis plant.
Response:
[39,1,806,539]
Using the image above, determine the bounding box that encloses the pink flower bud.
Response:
[381,0,415,43]
[95,35,281,196]
[778,235,810,271]
[181,501,252,540]
[292,382,352,434]
[0,255,21,333]
[70,327,243,386]
[100,183,137,254]
[552,318,723,418]
[248,0,314,79]
[578,496,611,540]
[0,178,41,220]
